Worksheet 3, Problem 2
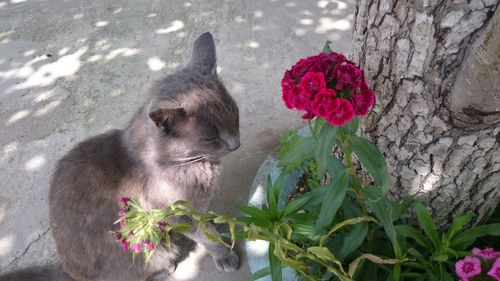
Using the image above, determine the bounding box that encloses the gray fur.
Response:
[0,32,240,281]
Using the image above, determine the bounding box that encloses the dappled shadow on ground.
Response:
[0,0,354,280]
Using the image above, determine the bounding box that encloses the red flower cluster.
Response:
[281,52,375,126]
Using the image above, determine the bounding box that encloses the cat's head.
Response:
[147,33,240,162]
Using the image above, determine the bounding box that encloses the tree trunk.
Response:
[352,0,500,227]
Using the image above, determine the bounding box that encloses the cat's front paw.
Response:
[213,250,239,272]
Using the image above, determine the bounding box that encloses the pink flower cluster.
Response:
[281,52,375,126]
[455,248,500,281]
[113,197,156,253]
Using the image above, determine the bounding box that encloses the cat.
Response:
[1,32,240,281]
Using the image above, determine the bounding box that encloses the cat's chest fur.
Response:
[139,161,221,211]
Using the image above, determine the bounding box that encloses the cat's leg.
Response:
[183,222,239,272]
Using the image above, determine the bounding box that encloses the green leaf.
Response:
[320,216,377,246]
[266,175,278,219]
[430,253,448,262]
[348,136,390,196]
[392,196,415,222]
[281,196,309,219]
[235,204,271,221]
[343,117,359,136]
[279,136,315,169]
[395,225,433,250]
[322,40,333,54]
[361,187,401,257]
[315,171,349,231]
[450,223,500,249]
[268,243,282,281]
[307,179,321,190]
[414,201,441,250]
[326,154,346,177]
[250,266,272,281]
[444,212,473,246]
[348,254,403,278]
[338,222,368,261]
[314,123,338,178]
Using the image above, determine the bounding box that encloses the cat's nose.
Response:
[226,138,240,151]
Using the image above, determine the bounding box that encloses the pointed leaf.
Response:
[322,40,333,54]
[361,187,400,257]
[348,136,390,195]
[314,123,338,178]
[337,222,368,261]
[414,201,441,249]
[349,254,403,278]
[278,136,315,168]
[235,204,271,221]
[444,212,473,245]
[281,196,309,218]
[395,225,433,250]
[268,243,282,281]
[450,223,500,249]
[315,171,349,231]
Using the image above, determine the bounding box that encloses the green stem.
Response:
[308,119,317,140]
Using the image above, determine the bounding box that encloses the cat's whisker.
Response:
[171,154,213,166]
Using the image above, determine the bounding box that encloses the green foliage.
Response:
[115,113,499,281]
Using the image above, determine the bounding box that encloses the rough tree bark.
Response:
[352,0,500,227]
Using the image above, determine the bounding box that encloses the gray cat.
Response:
[1,32,240,281]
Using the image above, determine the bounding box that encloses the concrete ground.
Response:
[0,0,354,280]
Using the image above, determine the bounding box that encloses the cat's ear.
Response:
[148,107,186,128]
[189,32,217,75]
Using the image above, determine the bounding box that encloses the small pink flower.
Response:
[119,239,130,251]
[113,232,122,241]
[131,243,142,253]
[119,220,126,228]
[288,85,311,111]
[311,89,337,117]
[300,72,326,96]
[488,258,500,280]
[301,110,316,120]
[120,197,131,206]
[326,98,354,126]
[455,256,482,279]
[472,247,498,259]
[157,221,167,232]
[118,209,126,217]
[143,240,155,251]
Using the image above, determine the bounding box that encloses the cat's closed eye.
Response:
[202,136,220,143]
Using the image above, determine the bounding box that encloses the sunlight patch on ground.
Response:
[95,21,109,27]
[0,142,18,163]
[113,7,122,14]
[156,20,184,34]
[247,41,260,48]
[8,46,88,92]
[147,57,165,71]
[147,13,157,18]
[34,100,61,116]
[0,235,14,258]
[73,14,83,19]
[10,0,26,3]
[58,47,69,56]
[24,155,46,172]
[315,17,351,33]
[300,18,314,25]
[7,110,30,124]
[105,47,140,61]
[34,90,55,102]
[87,54,102,63]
